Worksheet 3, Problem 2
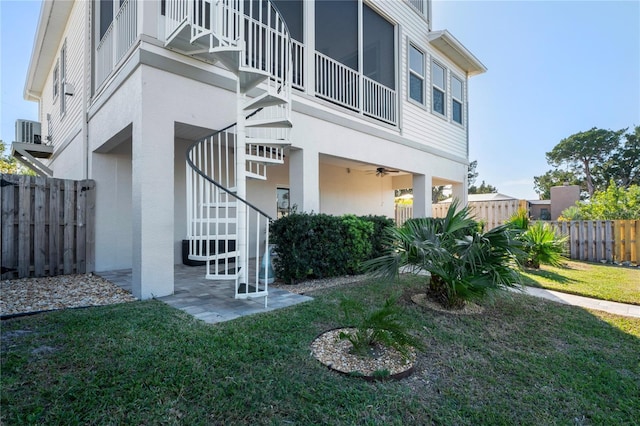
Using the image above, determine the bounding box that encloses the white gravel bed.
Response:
[310,328,416,377]
[1,274,135,317]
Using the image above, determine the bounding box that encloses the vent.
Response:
[15,119,42,144]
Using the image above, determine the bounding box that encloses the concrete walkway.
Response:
[522,286,640,318]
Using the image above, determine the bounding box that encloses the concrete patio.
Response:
[98,264,313,324]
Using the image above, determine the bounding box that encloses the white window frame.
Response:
[60,40,67,117]
[408,43,425,106]
[431,59,446,117]
[53,59,60,102]
[451,74,464,126]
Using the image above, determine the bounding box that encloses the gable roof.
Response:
[427,30,487,76]
[24,1,74,101]
[439,192,518,203]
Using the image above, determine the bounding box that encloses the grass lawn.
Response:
[2,276,639,425]
[521,260,640,305]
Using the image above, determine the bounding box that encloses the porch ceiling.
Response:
[319,154,409,176]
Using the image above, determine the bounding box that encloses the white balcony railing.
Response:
[292,39,304,90]
[315,51,397,125]
[95,0,138,90]
[363,76,397,125]
[315,51,359,111]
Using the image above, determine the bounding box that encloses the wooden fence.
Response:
[1,174,96,279]
[432,199,528,230]
[550,220,639,264]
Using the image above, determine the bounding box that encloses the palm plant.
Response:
[506,209,568,269]
[364,200,523,309]
[339,296,424,359]
[518,221,567,268]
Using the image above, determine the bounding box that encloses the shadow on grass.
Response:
[522,267,577,285]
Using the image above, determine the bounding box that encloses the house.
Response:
[18,0,486,299]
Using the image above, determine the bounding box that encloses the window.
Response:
[315,0,358,70]
[408,44,424,104]
[99,0,114,40]
[451,75,463,124]
[277,188,290,218]
[431,60,445,115]
[273,0,303,42]
[363,4,395,90]
[53,60,60,101]
[60,40,67,116]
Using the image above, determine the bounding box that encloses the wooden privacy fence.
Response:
[550,220,639,264]
[1,174,96,279]
[432,199,528,230]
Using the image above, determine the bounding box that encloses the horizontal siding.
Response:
[38,1,87,168]
[368,0,469,160]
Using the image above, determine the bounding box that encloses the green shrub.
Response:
[365,200,523,309]
[271,213,390,284]
[359,215,395,258]
[506,210,568,269]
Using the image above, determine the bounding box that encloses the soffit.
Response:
[25,0,75,100]
[427,30,487,77]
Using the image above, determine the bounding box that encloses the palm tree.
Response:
[364,200,523,309]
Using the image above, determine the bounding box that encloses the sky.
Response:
[1,0,639,200]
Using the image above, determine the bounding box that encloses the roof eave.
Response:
[427,30,487,77]
[24,0,75,101]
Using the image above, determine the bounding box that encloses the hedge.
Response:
[270,213,394,284]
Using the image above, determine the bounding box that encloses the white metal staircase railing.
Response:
[178,0,292,307]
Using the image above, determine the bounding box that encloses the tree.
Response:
[467,160,479,187]
[545,127,625,197]
[600,126,640,188]
[560,183,640,220]
[0,140,35,175]
[364,200,522,309]
[533,169,583,200]
[469,180,498,194]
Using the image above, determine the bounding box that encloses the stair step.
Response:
[190,250,239,262]
[191,217,237,224]
[209,47,242,73]
[246,170,268,180]
[244,92,288,110]
[201,202,237,208]
[245,154,284,165]
[238,68,269,92]
[245,137,291,147]
[245,118,293,129]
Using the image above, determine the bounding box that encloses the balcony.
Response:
[95,0,138,91]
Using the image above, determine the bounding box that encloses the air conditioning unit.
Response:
[15,119,42,144]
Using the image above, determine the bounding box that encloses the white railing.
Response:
[95,0,138,90]
[165,0,190,40]
[315,51,397,124]
[187,126,272,305]
[363,76,397,124]
[292,39,304,89]
[315,51,359,111]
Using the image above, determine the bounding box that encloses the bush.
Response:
[365,200,523,309]
[271,213,392,284]
[506,209,568,269]
[358,215,395,258]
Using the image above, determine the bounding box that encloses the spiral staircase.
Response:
[165,0,293,307]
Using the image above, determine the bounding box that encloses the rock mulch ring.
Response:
[1,274,135,318]
[310,328,417,380]
[410,293,484,315]
[271,274,369,294]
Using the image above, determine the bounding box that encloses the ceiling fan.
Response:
[367,167,400,177]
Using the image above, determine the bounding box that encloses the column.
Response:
[131,80,174,299]
[451,178,468,207]
[289,148,320,213]
[412,174,432,218]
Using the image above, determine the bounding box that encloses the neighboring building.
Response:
[549,184,580,220]
[18,0,485,299]
[528,199,551,221]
